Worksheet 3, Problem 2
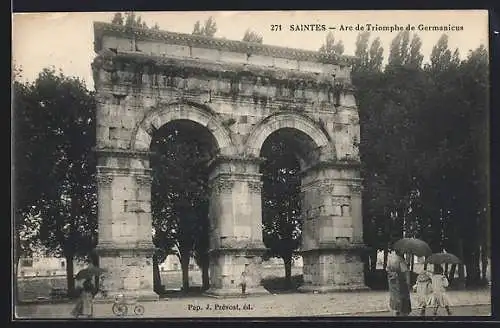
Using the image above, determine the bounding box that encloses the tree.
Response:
[111,12,124,25]
[242,29,263,43]
[388,31,423,69]
[352,32,370,72]
[192,16,217,37]
[426,34,461,73]
[111,12,157,30]
[124,12,148,29]
[368,37,384,72]
[150,123,212,292]
[14,67,98,296]
[319,32,344,56]
[407,34,424,68]
[352,32,384,74]
[261,139,302,288]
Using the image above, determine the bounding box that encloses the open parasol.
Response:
[75,266,107,281]
[393,238,432,257]
[425,252,461,265]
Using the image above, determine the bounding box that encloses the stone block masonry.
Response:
[92,21,367,298]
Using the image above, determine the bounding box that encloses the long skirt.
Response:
[71,291,93,318]
[428,292,452,308]
[414,282,432,308]
[387,271,412,315]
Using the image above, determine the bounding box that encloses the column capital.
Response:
[209,177,235,195]
[96,173,114,186]
[349,183,363,195]
[135,174,153,186]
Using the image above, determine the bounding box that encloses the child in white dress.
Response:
[428,265,452,316]
[413,268,433,316]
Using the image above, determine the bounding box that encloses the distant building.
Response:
[159,255,200,272]
[17,257,87,278]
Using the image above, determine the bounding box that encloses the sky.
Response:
[12,10,488,90]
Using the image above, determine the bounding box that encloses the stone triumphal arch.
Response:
[91,22,367,299]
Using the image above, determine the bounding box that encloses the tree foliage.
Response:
[319,32,345,56]
[261,138,302,287]
[150,123,212,292]
[13,67,98,294]
[387,31,424,69]
[242,29,263,43]
[353,30,489,286]
[192,17,217,37]
[111,12,159,30]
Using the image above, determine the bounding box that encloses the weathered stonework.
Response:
[92,22,366,298]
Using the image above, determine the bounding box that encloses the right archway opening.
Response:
[259,127,319,292]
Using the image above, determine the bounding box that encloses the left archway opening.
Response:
[149,119,217,296]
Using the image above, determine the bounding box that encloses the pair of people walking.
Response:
[414,265,452,316]
[387,251,452,317]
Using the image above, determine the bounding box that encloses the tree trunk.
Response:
[410,255,414,272]
[201,261,210,291]
[180,253,190,292]
[448,264,457,283]
[444,263,449,276]
[65,254,75,297]
[383,248,388,270]
[14,255,20,304]
[153,255,162,294]
[283,254,293,289]
[90,252,100,291]
[465,246,481,287]
[369,249,377,272]
[480,245,488,281]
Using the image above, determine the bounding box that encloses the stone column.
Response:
[205,156,269,297]
[94,149,158,302]
[298,161,368,293]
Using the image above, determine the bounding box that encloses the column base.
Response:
[298,283,370,293]
[204,285,270,298]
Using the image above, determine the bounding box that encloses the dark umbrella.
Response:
[75,266,107,281]
[393,238,432,257]
[425,252,461,265]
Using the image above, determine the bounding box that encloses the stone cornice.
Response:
[207,155,266,169]
[96,166,152,176]
[93,51,340,87]
[301,159,361,175]
[94,22,355,66]
[94,147,153,159]
[300,242,369,254]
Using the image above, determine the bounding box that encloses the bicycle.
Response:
[112,294,145,316]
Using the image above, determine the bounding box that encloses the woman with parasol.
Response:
[71,264,106,318]
[386,249,412,316]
